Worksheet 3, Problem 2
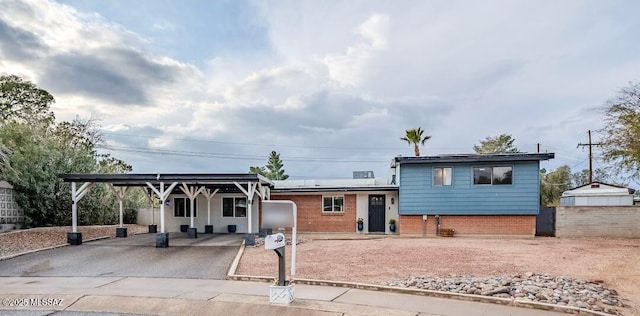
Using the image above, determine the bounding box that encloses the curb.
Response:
[0,236,111,262]
[226,240,246,278]
[227,275,611,316]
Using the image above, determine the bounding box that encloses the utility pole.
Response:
[577,130,602,183]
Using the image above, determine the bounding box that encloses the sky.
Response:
[1,0,639,181]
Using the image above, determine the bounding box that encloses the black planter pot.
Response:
[205,225,213,234]
[148,224,157,233]
[259,228,273,237]
[180,224,189,232]
[244,234,256,246]
[357,222,364,231]
[67,232,82,245]
[228,224,237,233]
[156,232,169,248]
[389,224,396,233]
[116,227,128,238]
[187,227,198,239]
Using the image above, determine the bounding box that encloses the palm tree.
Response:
[401,127,431,156]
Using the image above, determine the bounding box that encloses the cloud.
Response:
[323,13,390,86]
[2,0,640,179]
[0,19,46,60]
[39,48,198,105]
[0,0,202,107]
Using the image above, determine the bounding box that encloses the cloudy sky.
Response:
[1,0,639,180]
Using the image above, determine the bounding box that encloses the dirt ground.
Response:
[237,235,640,314]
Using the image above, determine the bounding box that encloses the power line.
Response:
[103,132,407,151]
[98,144,391,163]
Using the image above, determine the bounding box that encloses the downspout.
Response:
[435,215,440,236]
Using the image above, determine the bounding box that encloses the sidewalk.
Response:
[0,276,572,316]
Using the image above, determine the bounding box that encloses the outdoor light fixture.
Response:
[165,200,170,206]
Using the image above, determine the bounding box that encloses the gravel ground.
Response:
[237,235,640,315]
[0,225,148,257]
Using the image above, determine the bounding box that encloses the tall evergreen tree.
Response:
[248,151,289,180]
[266,151,289,180]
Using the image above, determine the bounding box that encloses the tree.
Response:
[540,165,572,206]
[0,75,133,227]
[249,151,289,180]
[0,75,55,126]
[570,168,617,187]
[473,134,519,154]
[266,151,289,180]
[599,82,640,181]
[0,143,10,174]
[401,127,431,156]
[248,166,267,177]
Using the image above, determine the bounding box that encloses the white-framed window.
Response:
[222,197,247,218]
[473,166,513,185]
[323,196,344,213]
[433,167,453,186]
[174,197,197,217]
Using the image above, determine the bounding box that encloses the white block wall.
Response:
[556,206,640,238]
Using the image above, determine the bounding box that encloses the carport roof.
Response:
[59,173,274,187]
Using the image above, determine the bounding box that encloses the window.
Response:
[174,197,197,217]
[473,166,513,185]
[222,197,247,217]
[433,167,452,186]
[492,167,513,185]
[323,196,344,213]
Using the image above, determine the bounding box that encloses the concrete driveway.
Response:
[0,233,243,279]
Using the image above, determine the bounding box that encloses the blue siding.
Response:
[399,161,540,215]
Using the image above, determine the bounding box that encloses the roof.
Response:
[562,181,635,196]
[272,178,398,193]
[394,153,555,165]
[59,173,274,193]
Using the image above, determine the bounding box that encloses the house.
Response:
[62,153,556,241]
[392,153,554,236]
[271,177,398,233]
[0,180,23,232]
[560,182,635,206]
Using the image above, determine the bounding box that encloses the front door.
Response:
[368,195,385,232]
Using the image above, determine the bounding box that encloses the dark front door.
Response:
[368,195,385,232]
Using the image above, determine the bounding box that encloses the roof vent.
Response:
[353,171,374,179]
[591,184,600,188]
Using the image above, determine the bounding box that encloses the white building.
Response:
[0,180,23,232]
[560,182,635,206]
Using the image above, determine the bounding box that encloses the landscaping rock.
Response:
[386,273,622,315]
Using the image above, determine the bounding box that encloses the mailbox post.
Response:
[262,200,297,304]
[265,233,287,286]
[265,232,294,303]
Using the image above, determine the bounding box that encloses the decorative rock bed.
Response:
[387,273,624,315]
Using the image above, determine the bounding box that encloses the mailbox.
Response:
[265,233,286,250]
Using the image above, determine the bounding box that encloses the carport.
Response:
[59,173,273,247]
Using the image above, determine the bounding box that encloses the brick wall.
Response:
[399,215,536,236]
[556,206,640,238]
[272,194,357,232]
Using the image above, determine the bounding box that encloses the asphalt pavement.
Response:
[0,233,242,279]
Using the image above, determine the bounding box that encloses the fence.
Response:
[556,206,640,238]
